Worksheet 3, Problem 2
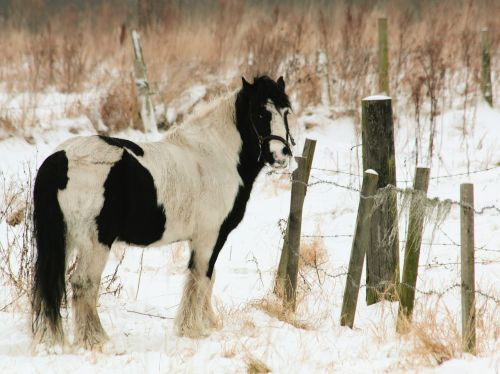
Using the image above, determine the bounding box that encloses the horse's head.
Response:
[241,76,295,168]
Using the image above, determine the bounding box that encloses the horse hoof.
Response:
[32,342,65,355]
[74,331,109,351]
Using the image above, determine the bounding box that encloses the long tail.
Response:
[32,150,69,335]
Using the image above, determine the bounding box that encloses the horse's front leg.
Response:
[174,231,221,338]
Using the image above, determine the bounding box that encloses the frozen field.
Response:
[0,87,499,373]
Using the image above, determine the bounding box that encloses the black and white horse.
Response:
[32,76,294,349]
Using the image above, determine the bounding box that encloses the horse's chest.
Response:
[197,172,240,225]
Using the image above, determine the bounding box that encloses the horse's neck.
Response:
[234,93,265,185]
[165,94,241,164]
[163,91,264,186]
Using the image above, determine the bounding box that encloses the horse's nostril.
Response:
[282,146,292,156]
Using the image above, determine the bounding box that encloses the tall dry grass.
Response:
[0,0,498,137]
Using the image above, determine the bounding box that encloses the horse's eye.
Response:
[259,114,264,119]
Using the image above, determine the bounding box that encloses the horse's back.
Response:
[47,133,237,248]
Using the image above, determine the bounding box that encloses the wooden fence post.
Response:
[317,50,331,108]
[340,170,379,328]
[480,28,493,106]
[283,156,308,311]
[131,30,158,134]
[396,167,430,333]
[361,96,399,305]
[378,17,389,95]
[460,183,476,354]
[275,139,316,297]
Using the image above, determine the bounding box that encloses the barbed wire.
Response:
[302,176,500,215]
[430,166,499,180]
[301,234,353,239]
[309,165,499,184]
[301,234,499,253]
[303,266,499,304]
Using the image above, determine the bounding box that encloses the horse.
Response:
[31,76,295,349]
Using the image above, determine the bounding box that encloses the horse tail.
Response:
[32,150,69,336]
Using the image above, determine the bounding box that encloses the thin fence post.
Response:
[275,139,316,297]
[317,50,331,108]
[460,183,476,354]
[480,28,493,106]
[378,17,389,95]
[131,29,157,134]
[340,170,379,328]
[361,96,399,305]
[301,139,317,194]
[283,156,308,311]
[396,167,430,333]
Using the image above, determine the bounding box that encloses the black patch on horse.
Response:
[96,150,166,247]
[206,76,290,278]
[98,135,144,157]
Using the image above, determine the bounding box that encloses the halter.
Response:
[250,108,296,162]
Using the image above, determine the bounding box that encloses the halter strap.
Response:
[249,110,296,162]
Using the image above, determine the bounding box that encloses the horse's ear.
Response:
[277,76,285,91]
[242,77,252,91]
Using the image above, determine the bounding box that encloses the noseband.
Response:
[249,109,296,162]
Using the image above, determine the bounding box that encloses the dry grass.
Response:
[99,76,142,133]
[406,304,462,366]
[251,296,311,330]
[0,0,497,134]
[0,173,35,311]
[395,296,500,369]
[245,354,271,374]
[299,234,328,271]
[0,115,16,140]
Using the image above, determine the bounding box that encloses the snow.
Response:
[362,95,391,101]
[0,85,499,373]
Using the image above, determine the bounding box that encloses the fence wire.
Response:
[278,164,499,307]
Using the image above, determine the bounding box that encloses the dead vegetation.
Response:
[251,296,311,331]
[0,0,498,138]
[299,234,328,271]
[400,301,462,366]
[245,354,271,374]
[99,75,142,133]
[0,173,35,311]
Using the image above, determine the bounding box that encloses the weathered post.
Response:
[317,50,331,108]
[275,139,316,297]
[480,28,493,106]
[378,17,389,95]
[460,183,476,354]
[131,30,157,133]
[340,170,379,328]
[361,96,399,305]
[283,156,308,311]
[397,167,430,333]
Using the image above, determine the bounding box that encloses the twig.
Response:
[126,309,173,319]
[135,248,145,300]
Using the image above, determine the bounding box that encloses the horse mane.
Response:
[162,89,237,146]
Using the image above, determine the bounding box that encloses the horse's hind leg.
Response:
[70,240,109,350]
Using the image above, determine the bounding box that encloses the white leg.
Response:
[70,241,109,350]
[175,232,220,338]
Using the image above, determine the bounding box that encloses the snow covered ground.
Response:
[0,88,499,373]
